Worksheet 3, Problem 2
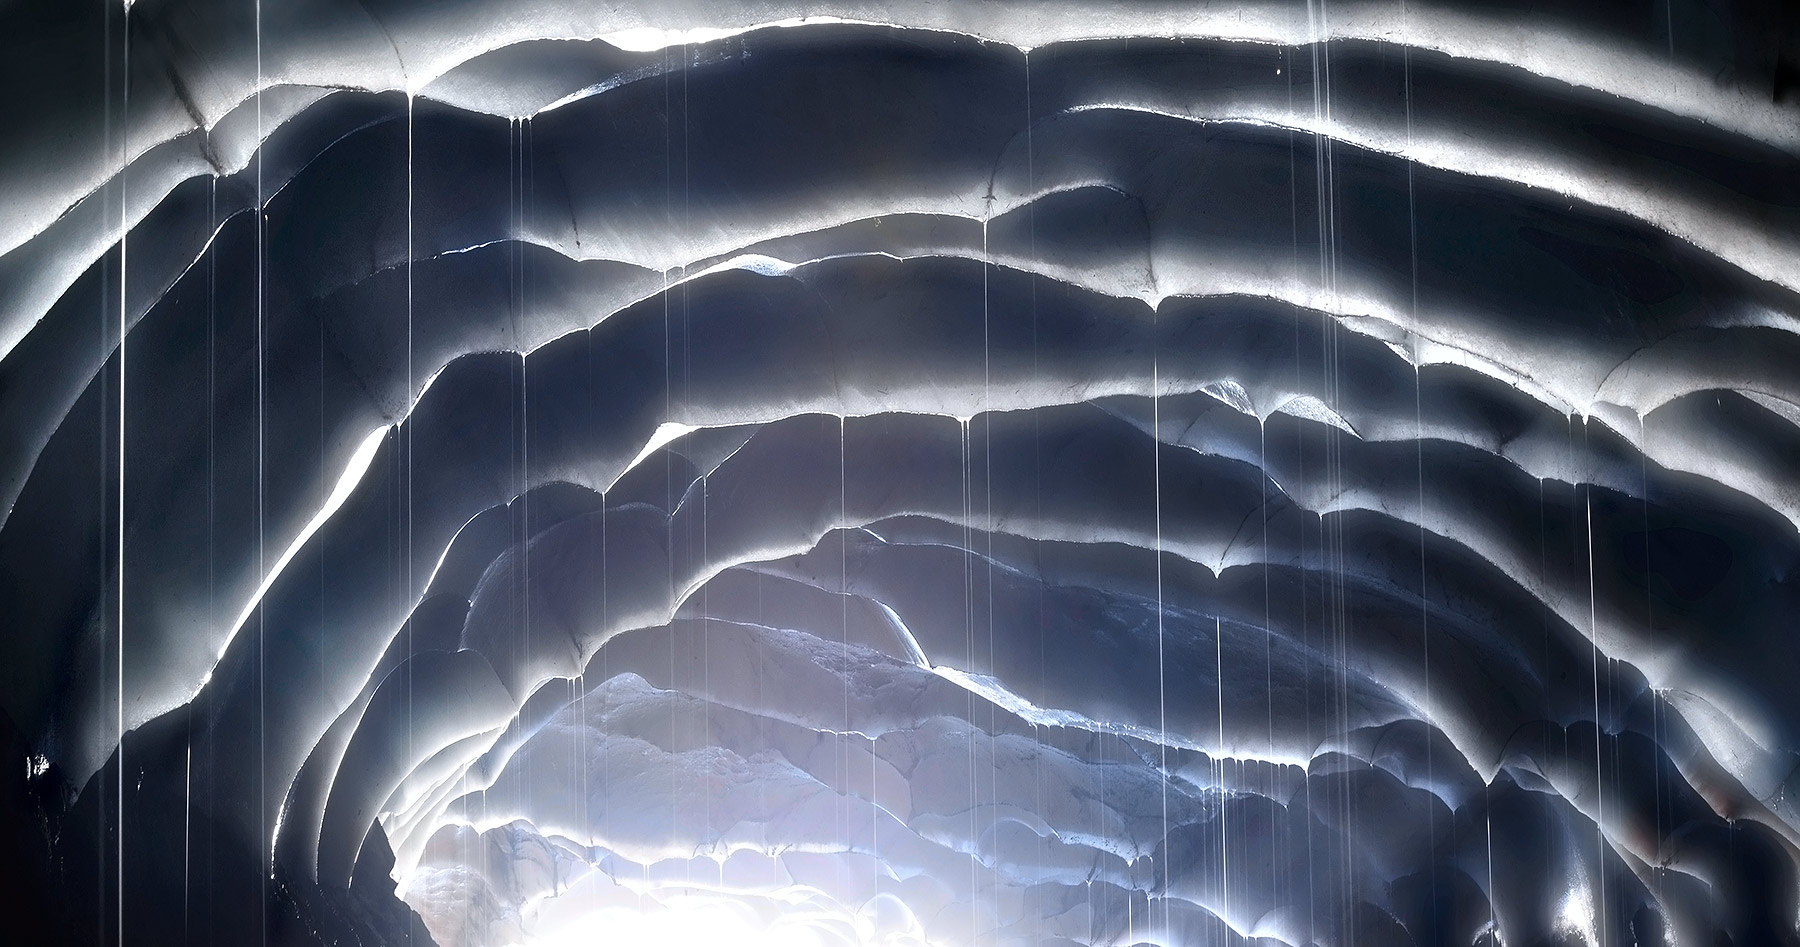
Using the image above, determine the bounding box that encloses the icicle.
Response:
[116,2,131,940]
[1217,615,1228,927]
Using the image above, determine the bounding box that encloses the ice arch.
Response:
[2,2,1799,946]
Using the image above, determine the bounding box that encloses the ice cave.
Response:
[3,1,1799,945]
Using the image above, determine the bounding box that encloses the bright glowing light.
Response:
[532,899,795,947]
[1557,887,1599,947]
[507,873,935,947]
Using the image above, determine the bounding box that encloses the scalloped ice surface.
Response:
[3,1,1800,946]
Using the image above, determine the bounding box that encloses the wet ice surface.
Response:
[3,2,1800,946]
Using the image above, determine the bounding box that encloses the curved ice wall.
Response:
[3,1,1800,945]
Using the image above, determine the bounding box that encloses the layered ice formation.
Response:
[2,1,1799,945]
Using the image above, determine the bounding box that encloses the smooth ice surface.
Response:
[2,2,1799,946]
